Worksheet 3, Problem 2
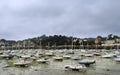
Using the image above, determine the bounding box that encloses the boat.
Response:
[93,52,101,56]
[14,60,31,67]
[0,53,14,59]
[37,58,50,64]
[114,57,120,62]
[79,59,96,67]
[31,56,37,61]
[84,53,94,57]
[114,55,120,62]
[45,52,54,56]
[114,55,120,58]
[21,55,31,59]
[66,50,74,54]
[64,64,86,71]
[71,56,81,60]
[63,55,71,59]
[101,54,113,58]
[53,57,63,61]
[36,52,44,57]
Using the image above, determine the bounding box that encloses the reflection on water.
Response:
[0,49,120,75]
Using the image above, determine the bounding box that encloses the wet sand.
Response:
[0,49,120,75]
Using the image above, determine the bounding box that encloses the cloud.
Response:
[0,0,120,40]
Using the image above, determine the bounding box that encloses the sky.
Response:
[0,0,120,40]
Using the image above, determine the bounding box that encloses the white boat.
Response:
[79,59,96,67]
[66,50,74,54]
[84,53,94,57]
[0,54,9,58]
[63,55,71,59]
[114,55,120,62]
[114,57,120,62]
[0,51,3,55]
[101,54,113,58]
[64,65,86,71]
[71,56,81,60]
[14,60,31,67]
[45,52,54,56]
[114,55,120,58]
[80,49,86,53]
[21,55,31,59]
[37,58,50,64]
[53,57,63,61]
[93,52,101,56]
[0,54,14,59]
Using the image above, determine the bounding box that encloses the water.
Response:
[0,49,120,75]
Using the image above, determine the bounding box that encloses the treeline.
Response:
[0,34,120,50]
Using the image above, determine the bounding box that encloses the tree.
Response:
[108,34,113,40]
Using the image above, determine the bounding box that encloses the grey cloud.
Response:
[0,0,120,40]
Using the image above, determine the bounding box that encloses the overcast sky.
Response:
[0,0,120,40]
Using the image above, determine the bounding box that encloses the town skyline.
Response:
[0,34,120,50]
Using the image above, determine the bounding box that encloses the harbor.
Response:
[0,49,120,75]
[0,0,120,75]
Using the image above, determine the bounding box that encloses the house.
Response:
[102,40,115,46]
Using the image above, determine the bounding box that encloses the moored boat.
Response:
[53,56,63,61]
[64,64,86,71]
[37,58,50,64]
[63,55,71,59]
[114,55,120,62]
[101,54,113,58]
[79,59,96,67]
[14,60,31,67]
[71,56,81,60]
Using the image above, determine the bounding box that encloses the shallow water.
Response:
[0,49,120,75]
